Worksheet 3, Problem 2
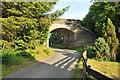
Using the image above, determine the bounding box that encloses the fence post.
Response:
[87,65,91,78]
[83,51,87,80]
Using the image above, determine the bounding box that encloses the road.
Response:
[5,48,80,78]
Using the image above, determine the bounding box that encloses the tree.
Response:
[82,2,120,41]
[2,2,69,50]
[93,37,110,60]
[86,37,110,61]
[49,33,64,48]
[102,18,119,60]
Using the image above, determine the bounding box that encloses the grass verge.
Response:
[30,46,54,61]
[72,58,84,80]
[2,60,37,78]
[2,46,54,78]
[72,47,120,79]
[87,58,120,79]
[72,47,85,80]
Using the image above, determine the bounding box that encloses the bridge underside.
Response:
[50,28,75,48]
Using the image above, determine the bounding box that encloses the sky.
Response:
[52,0,93,20]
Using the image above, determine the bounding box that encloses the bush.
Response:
[16,50,35,60]
[2,40,8,49]
[10,56,29,65]
[103,56,110,61]
[86,46,96,58]
[86,37,111,61]
[44,47,54,56]
[2,49,29,66]
[51,43,65,49]
[93,37,110,61]
[2,49,15,65]
[14,40,27,50]
[28,49,39,58]
[29,40,40,49]
[72,47,85,57]
[2,53,15,66]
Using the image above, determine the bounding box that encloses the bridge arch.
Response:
[45,19,97,48]
[50,28,75,48]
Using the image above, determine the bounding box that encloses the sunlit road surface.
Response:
[6,48,80,78]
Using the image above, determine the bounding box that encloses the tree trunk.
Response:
[111,50,116,61]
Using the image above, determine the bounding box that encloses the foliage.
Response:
[86,37,110,61]
[44,47,54,56]
[86,46,96,58]
[2,49,29,66]
[2,2,69,50]
[72,58,84,79]
[72,47,85,57]
[1,2,63,76]
[72,47,85,54]
[16,50,35,60]
[49,33,64,48]
[93,37,110,58]
[51,43,65,49]
[102,18,119,60]
[82,2,120,42]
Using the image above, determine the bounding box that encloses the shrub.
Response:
[2,49,29,65]
[2,40,9,49]
[86,46,96,58]
[10,56,29,65]
[93,37,110,60]
[72,47,85,57]
[16,50,35,60]
[14,40,28,50]
[44,48,54,56]
[2,54,15,66]
[29,40,40,49]
[72,47,85,54]
[28,49,40,59]
[103,56,110,61]
[2,49,14,65]
[51,43,65,49]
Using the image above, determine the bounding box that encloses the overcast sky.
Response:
[52,0,93,20]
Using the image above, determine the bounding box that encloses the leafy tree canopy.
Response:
[2,2,69,50]
[82,2,120,40]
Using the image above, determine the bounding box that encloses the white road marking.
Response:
[61,58,75,69]
[68,59,78,71]
[55,57,71,67]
